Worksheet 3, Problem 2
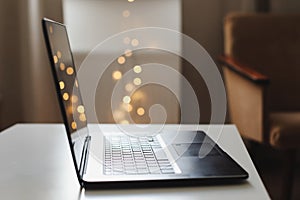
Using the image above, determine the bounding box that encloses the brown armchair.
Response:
[219,13,300,199]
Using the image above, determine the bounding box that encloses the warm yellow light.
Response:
[133,65,142,74]
[66,67,74,75]
[77,105,85,114]
[128,0,135,2]
[131,39,139,47]
[49,26,53,34]
[120,120,129,124]
[60,63,66,71]
[59,81,65,90]
[75,80,78,88]
[53,55,58,64]
[57,51,62,59]
[67,106,73,114]
[113,110,124,120]
[125,83,134,92]
[122,10,130,18]
[123,37,131,45]
[71,95,78,103]
[124,49,132,57]
[71,121,77,130]
[137,107,145,116]
[132,90,144,100]
[117,56,126,64]
[133,78,142,86]
[127,104,133,112]
[123,96,131,104]
[63,93,69,101]
[123,103,133,112]
[79,113,86,122]
[112,70,122,80]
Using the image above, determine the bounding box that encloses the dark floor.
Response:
[246,142,300,200]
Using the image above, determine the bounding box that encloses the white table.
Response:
[0,124,270,200]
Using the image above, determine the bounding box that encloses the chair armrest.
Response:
[218,55,270,84]
[220,56,270,143]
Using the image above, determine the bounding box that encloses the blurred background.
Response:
[0,1,300,199]
[1,0,299,128]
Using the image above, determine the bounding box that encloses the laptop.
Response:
[42,18,248,189]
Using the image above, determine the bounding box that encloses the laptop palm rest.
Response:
[169,131,248,178]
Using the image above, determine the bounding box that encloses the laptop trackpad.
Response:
[173,143,221,158]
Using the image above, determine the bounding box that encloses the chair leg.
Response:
[281,150,297,200]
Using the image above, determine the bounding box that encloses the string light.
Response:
[120,4,144,122]
[124,49,132,57]
[60,63,66,71]
[66,67,74,75]
[122,10,130,18]
[71,121,77,130]
[63,93,69,101]
[67,106,73,114]
[53,55,58,64]
[71,95,78,103]
[79,113,87,122]
[59,81,65,90]
[112,70,122,80]
[133,65,142,74]
[133,78,142,86]
[120,120,129,124]
[117,56,126,64]
[137,107,145,116]
[57,51,62,58]
[123,103,133,112]
[128,0,135,2]
[113,110,124,120]
[131,39,139,47]
[132,90,144,100]
[77,105,85,114]
[125,83,134,92]
[123,96,131,104]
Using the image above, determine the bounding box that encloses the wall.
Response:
[1,0,300,129]
[63,0,182,124]
[19,0,63,124]
[0,1,23,129]
[181,0,256,123]
[0,0,63,130]
[271,0,300,12]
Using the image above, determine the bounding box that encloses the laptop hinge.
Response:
[79,135,91,178]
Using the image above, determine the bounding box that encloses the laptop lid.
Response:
[42,18,89,183]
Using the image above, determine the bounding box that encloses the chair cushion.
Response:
[270,112,300,149]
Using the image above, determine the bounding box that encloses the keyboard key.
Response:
[161,169,175,174]
[153,149,168,160]
[103,135,175,175]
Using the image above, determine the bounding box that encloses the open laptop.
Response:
[42,18,248,189]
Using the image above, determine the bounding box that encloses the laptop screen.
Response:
[42,19,88,175]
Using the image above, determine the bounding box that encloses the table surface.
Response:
[0,124,270,200]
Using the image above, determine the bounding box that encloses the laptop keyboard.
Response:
[104,136,175,175]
